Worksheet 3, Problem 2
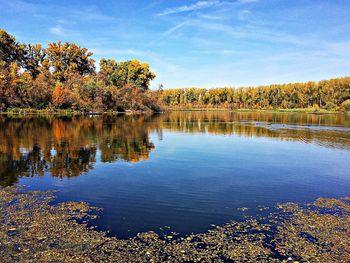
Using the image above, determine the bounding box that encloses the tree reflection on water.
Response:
[1,111,349,186]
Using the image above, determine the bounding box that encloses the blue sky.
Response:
[1,0,350,89]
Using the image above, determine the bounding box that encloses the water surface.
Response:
[0,112,349,238]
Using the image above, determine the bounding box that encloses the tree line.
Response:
[1,28,350,112]
[0,29,158,112]
[159,77,350,111]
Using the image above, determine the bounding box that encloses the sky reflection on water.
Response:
[0,112,349,238]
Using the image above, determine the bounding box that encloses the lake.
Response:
[0,111,349,239]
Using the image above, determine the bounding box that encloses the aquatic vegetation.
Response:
[1,187,349,262]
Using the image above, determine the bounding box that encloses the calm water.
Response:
[1,112,350,238]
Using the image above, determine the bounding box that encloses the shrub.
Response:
[341,99,350,111]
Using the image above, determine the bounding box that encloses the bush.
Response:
[341,99,350,111]
[324,102,337,111]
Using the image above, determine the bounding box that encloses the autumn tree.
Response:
[99,59,118,85]
[0,29,21,67]
[0,29,162,112]
[19,44,46,78]
[45,41,95,82]
[52,82,71,108]
[99,59,155,90]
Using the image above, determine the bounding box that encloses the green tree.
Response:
[19,44,46,78]
[0,29,21,66]
[100,59,155,90]
[99,59,118,85]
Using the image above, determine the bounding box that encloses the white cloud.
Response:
[157,0,259,16]
[238,0,259,3]
[70,8,116,22]
[157,1,222,16]
[163,22,188,36]
[149,22,188,46]
[196,13,225,20]
[49,25,66,36]
[179,19,311,46]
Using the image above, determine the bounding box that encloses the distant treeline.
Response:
[0,29,158,112]
[159,77,350,111]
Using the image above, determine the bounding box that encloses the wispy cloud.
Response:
[172,19,314,46]
[238,0,259,3]
[91,48,139,56]
[49,25,66,37]
[157,0,259,16]
[70,7,117,22]
[163,22,188,36]
[195,13,226,20]
[157,1,223,16]
[149,22,188,46]
[190,49,240,55]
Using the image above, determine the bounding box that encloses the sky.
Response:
[1,0,350,89]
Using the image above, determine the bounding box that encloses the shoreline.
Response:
[163,107,349,114]
[0,109,159,116]
[0,108,348,115]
